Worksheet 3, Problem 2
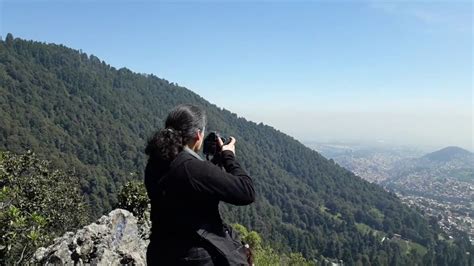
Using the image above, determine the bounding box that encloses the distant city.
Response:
[304,141,474,244]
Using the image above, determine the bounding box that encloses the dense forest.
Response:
[0,34,472,265]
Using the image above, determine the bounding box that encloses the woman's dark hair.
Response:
[146,104,206,161]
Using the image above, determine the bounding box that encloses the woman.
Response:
[144,104,255,265]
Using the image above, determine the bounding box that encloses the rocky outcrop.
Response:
[32,209,149,265]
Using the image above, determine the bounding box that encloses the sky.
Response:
[1,0,472,151]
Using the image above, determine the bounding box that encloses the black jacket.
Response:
[144,149,255,265]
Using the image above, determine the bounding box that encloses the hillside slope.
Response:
[1,34,471,264]
[422,146,473,163]
[387,146,474,189]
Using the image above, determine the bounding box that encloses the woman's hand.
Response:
[218,136,236,155]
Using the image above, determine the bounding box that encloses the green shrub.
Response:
[0,151,88,264]
[232,223,315,265]
[116,180,149,220]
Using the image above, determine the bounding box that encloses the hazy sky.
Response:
[1,0,472,150]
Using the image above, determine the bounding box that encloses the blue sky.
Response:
[1,0,472,150]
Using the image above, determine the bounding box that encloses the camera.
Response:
[203,131,231,156]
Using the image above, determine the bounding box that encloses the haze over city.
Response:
[1,0,472,150]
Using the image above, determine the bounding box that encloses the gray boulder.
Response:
[32,209,150,265]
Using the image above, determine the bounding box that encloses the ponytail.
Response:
[145,128,183,162]
[146,104,206,162]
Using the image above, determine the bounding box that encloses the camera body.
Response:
[203,131,231,156]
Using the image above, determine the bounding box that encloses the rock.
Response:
[32,209,149,265]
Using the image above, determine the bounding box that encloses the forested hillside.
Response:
[1,34,472,265]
